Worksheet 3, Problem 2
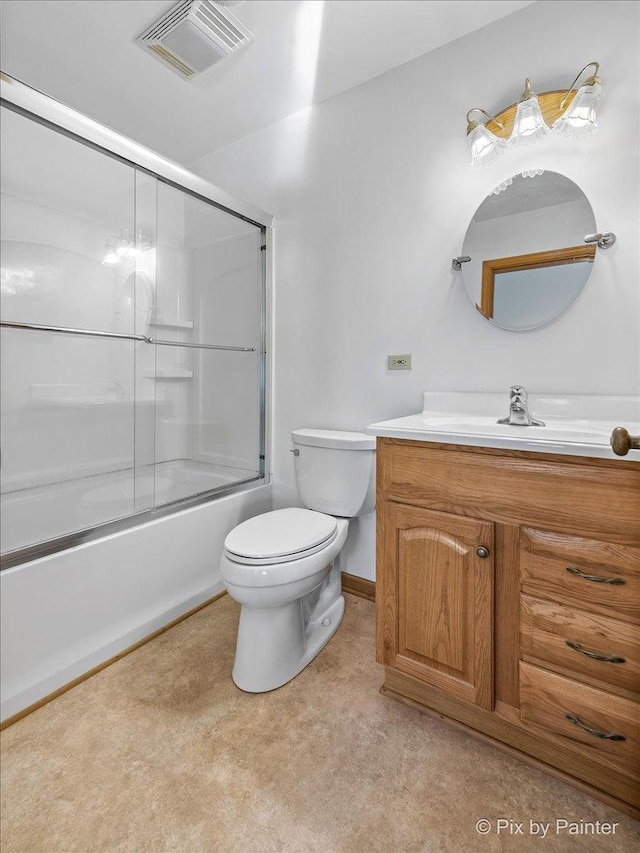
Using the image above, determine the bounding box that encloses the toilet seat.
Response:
[224,507,338,566]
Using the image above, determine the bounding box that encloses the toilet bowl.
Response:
[220,429,375,693]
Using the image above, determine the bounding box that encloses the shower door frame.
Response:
[0,73,273,570]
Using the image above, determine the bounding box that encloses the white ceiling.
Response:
[0,0,535,165]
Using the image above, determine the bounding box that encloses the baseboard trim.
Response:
[342,572,375,602]
[0,590,227,731]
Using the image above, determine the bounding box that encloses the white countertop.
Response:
[366,392,640,461]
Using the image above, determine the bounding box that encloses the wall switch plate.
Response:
[387,354,412,370]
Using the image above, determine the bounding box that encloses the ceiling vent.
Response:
[137,0,253,80]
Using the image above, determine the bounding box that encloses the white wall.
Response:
[0,483,272,721]
[192,0,639,580]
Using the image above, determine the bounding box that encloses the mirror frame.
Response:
[477,244,596,320]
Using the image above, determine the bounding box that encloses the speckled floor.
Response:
[1,593,638,853]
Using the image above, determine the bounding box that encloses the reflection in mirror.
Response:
[461,171,597,331]
[478,245,596,329]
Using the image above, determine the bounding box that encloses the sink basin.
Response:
[367,392,640,461]
[419,415,611,443]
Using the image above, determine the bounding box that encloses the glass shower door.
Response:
[0,106,155,555]
[151,181,263,507]
[0,101,266,564]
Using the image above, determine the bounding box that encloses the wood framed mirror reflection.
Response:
[477,244,596,319]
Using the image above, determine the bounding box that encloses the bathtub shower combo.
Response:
[0,77,268,568]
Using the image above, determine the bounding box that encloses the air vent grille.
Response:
[144,0,192,40]
[195,3,246,50]
[137,0,253,79]
[149,45,196,79]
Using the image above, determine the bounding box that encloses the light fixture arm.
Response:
[560,61,601,110]
[518,77,536,102]
[466,108,504,133]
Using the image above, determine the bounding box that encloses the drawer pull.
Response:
[565,640,626,664]
[565,712,626,741]
[565,566,626,586]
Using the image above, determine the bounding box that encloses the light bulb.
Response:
[510,79,550,147]
[467,123,508,168]
[117,228,136,258]
[135,229,151,253]
[102,237,121,266]
[552,81,601,137]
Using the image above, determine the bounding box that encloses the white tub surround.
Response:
[367,392,640,461]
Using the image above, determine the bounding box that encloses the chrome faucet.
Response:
[497,386,545,427]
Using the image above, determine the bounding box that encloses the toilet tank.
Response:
[291,429,376,517]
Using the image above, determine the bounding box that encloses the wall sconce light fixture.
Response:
[467,62,602,167]
[102,229,152,266]
[102,237,121,266]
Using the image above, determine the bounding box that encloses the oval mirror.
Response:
[461,171,597,331]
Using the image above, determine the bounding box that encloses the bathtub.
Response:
[1,459,257,555]
[0,480,272,722]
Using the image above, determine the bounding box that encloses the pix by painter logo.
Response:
[475,818,620,838]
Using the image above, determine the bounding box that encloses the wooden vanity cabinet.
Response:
[378,503,494,709]
[375,437,640,818]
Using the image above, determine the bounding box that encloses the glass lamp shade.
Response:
[509,95,550,147]
[117,228,136,258]
[102,237,121,266]
[135,229,151,252]
[468,124,508,168]
[552,82,601,137]
[489,176,514,196]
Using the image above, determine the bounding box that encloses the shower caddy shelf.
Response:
[148,369,194,380]
[150,319,194,330]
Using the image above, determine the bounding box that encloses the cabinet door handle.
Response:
[565,712,626,741]
[476,546,490,559]
[565,566,626,585]
[565,640,626,664]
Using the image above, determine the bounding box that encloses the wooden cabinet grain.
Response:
[375,437,640,818]
[378,503,494,709]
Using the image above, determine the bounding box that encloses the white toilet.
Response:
[220,429,376,693]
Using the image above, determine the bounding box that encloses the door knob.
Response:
[476,546,490,559]
[610,427,640,456]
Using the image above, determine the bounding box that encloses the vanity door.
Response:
[377,503,495,709]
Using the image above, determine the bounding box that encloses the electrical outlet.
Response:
[387,354,412,370]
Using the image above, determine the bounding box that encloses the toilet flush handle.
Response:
[290,448,300,456]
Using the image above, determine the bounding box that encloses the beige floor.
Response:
[1,594,638,853]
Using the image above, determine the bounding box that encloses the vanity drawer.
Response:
[520,528,640,621]
[520,662,640,780]
[377,440,640,540]
[521,596,640,697]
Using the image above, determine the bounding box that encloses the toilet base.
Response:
[232,595,345,693]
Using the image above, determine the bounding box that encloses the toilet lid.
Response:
[224,508,338,561]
